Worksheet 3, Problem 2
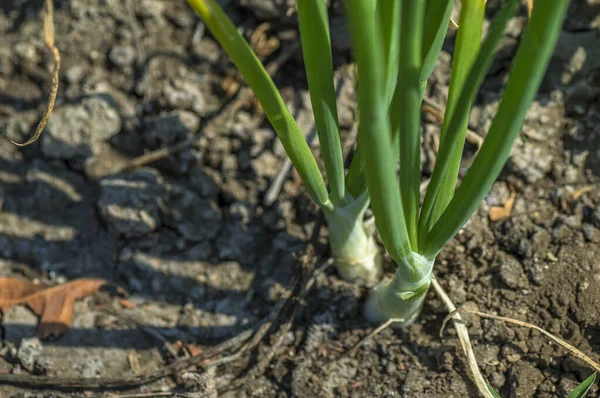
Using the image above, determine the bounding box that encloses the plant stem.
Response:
[345,0,413,266]
[425,0,571,258]
[397,0,426,249]
[323,193,382,284]
[364,253,434,325]
[297,0,346,206]
[418,0,485,251]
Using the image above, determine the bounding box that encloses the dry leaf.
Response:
[489,187,516,222]
[0,278,105,338]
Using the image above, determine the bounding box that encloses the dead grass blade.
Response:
[431,277,494,398]
[441,307,600,374]
[12,0,61,147]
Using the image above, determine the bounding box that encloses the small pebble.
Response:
[17,338,42,373]
[109,45,136,68]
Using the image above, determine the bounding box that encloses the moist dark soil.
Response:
[1,1,599,397]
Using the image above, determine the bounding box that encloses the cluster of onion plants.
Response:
[186,0,569,326]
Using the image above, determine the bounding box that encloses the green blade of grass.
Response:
[389,79,401,162]
[420,0,519,257]
[345,0,413,265]
[425,0,571,258]
[397,0,426,249]
[297,0,345,206]
[186,0,331,209]
[420,0,454,83]
[568,373,597,398]
[418,0,485,252]
[378,0,401,107]
[345,139,367,198]
[487,383,501,398]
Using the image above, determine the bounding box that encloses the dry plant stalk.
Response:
[442,307,600,373]
[12,0,60,147]
[421,98,483,149]
[346,317,405,357]
[431,278,494,398]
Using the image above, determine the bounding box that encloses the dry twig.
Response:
[12,0,60,147]
[345,318,405,358]
[421,97,483,150]
[112,139,194,175]
[263,124,317,206]
[0,329,253,389]
[219,226,328,393]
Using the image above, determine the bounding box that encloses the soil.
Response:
[1,0,599,397]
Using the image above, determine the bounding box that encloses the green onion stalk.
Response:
[187,0,570,325]
[186,0,383,284]
[351,0,570,324]
[322,193,382,283]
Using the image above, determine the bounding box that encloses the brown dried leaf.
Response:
[489,187,516,222]
[0,278,105,338]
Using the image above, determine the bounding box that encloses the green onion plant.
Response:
[186,0,570,325]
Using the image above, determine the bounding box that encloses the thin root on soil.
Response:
[441,306,600,374]
[325,276,493,398]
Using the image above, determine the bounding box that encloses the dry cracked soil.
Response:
[0,0,600,397]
